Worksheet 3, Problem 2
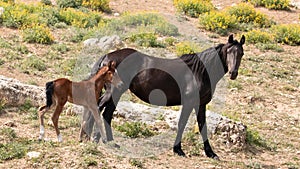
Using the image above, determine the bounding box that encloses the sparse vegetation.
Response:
[244,0,290,10]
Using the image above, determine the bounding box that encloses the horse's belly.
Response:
[129,70,181,106]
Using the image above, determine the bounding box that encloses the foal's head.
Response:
[98,61,116,83]
[223,34,245,80]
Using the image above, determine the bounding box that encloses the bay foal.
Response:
[39,61,116,142]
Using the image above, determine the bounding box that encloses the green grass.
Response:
[246,128,276,151]
[115,122,156,138]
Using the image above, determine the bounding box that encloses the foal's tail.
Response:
[39,81,54,111]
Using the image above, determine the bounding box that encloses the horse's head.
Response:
[223,34,245,80]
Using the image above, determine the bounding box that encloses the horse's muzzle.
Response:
[229,70,238,80]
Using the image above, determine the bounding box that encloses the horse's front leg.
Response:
[196,105,219,160]
[173,104,193,156]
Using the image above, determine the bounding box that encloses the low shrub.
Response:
[174,0,214,17]
[244,29,274,44]
[59,8,102,28]
[127,32,165,48]
[22,24,54,44]
[0,2,61,28]
[41,0,52,6]
[115,122,155,138]
[0,2,35,28]
[199,11,237,35]
[244,0,290,10]
[271,24,300,45]
[175,41,202,56]
[227,3,272,28]
[255,43,284,52]
[82,0,110,12]
[121,12,161,27]
[56,0,82,8]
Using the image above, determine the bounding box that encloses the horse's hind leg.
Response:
[52,104,64,142]
[89,106,107,143]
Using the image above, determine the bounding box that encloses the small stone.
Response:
[27,151,41,159]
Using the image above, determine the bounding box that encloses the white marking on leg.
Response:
[57,134,63,142]
[39,125,45,140]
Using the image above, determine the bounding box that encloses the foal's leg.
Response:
[38,106,48,141]
[173,104,193,156]
[52,104,64,142]
[196,105,219,160]
[79,107,93,142]
[89,106,107,143]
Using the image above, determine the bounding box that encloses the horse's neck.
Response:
[199,47,227,89]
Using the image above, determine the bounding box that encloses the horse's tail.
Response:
[43,81,54,109]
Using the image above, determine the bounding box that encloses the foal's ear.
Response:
[240,35,245,45]
[108,61,116,70]
[228,34,234,43]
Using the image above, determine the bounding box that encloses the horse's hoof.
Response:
[173,148,186,157]
[213,156,220,161]
[206,151,219,160]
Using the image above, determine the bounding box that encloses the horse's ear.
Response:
[240,35,245,45]
[228,34,234,43]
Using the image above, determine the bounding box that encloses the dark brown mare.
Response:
[38,61,116,142]
[82,35,245,159]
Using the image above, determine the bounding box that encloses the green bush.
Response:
[271,24,300,45]
[116,122,155,138]
[57,0,82,8]
[122,12,161,27]
[0,2,61,28]
[174,0,214,17]
[175,41,202,56]
[59,8,102,28]
[227,3,272,28]
[0,2,35,28]
[127,32,165,48]
[199,11,237,35]
[82,0,110,12]
[0,141,28,161]
[41,0,52,5]
[244,0,290,10]
[244,29,274,44]
[22,24,54,44]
